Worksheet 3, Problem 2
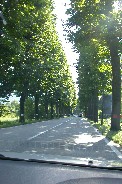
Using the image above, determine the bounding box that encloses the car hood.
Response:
[0,151,122,168]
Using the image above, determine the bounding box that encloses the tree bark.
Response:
[93,90,98,122]
[45,101,48,119]
[19,92,25,123]
[87,100,91,119]
[59,101,62,117]
[56,102,59,118]
[84,105,88,118]
[88,97,94,120]
[101,95,104,125]
[0,14,3,36]
[105,0,121,130]
[109,37,121,130]
[50,100,54,119]
[91,97,94,121]
[35,93,39,120]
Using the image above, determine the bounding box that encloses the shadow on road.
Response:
[0,118,121,165]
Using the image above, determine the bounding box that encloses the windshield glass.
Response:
[0,0,122,168]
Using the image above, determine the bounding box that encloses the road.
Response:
[0,117,122,165]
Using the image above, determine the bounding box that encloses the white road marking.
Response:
[28,122,65,141]
[4,132,12,135]
[104,138,122,160]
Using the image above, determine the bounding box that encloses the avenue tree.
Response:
[0,0,76,122]
[66,0,121,130]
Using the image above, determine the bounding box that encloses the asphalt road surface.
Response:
[0,117,122,165]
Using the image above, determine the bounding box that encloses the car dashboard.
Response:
[0,158,122,184]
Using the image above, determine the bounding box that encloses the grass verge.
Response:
[0,117,40,128]
[0,116,62,128]
[90,119,122,147]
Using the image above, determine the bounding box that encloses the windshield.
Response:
[0,0,122,168]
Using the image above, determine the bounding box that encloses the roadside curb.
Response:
[84,119,122,160]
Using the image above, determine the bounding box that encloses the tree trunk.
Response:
[101,95,104,125]
[35,93,39,120]
[19,92,25,123]
[88,97,94,120]
[56,102,59,118]
[50,100,54,119]
[91,97,94,121]
[105,1,121,130]
[109,37,121,131]
[87,100,91,119]
[59,101,63,117]
[110,38,121,130]
[93,90,98,122]
[84,106,87,118]
[45,101,48,119]
[68,106,71,115]
[0,15,3,36]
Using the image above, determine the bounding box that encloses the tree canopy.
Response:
[0,0,76,121]
[66,0,122,130]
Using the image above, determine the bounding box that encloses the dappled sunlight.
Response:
[31,150,37,153]
[74,133,103,144]
[65,127,71,129]
[51,130,58,133]
[107,140,120,147]
[4,131,12,135]
[84,125,92,129]
[0,117,121,166]
[38,126,47,129]
[48,135,55,138]
[70,123,77,125]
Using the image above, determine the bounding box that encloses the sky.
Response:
[53,0,79,84]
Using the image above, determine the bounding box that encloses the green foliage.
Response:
[0,104,9,117]
[91,119,122,146]
[107,130,122,146]
[0,119,19,128]
[24,97,35,120]
[66,0,121,129]
[0,117,38,128]
[1,0,76,122]
[0,100,19,117]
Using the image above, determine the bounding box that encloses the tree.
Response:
[1,0,77,122]
[76,39,111,122]
[66,0,121,130]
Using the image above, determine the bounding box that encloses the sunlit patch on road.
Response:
[74,133,103,144]
[38,126,47,129]
[0,117,122,165]
[4,132,12,135]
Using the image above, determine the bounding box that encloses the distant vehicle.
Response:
[73,114,78,117]
[78,113,82,117]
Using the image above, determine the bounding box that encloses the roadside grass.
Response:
[90,119,122,146]
[0,116,40,128]
[0,116,63,128]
